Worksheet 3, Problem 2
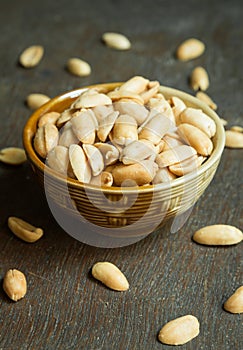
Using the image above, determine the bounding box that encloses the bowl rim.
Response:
[23,82,225,194]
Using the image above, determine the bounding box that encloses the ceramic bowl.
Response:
[23,83,225,245]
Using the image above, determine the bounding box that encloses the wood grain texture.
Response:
[0,0,242,349]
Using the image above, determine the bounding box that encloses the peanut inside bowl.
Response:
[23,76,225,247]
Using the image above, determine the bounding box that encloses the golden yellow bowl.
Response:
[23,83,225,247]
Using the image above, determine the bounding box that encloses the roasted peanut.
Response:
[3,269,27,302]
[8,216,44,243]
[92,262,129,291]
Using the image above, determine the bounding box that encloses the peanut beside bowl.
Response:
[23,82,225,247]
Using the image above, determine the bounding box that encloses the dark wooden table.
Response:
[0,0,242,349]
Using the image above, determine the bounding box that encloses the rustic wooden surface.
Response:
[0,0,242,349]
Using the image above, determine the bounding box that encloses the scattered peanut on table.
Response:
[3,269,27,302]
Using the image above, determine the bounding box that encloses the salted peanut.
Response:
[158,315,200,345]
[190,66,209,91]
[72,90,112,109]
[0,147,26,165]
[121,140,156,165]
[224,286,243,314]
[112,114,138,146]
[139,113,172,145]
[120,76,149,94]
[69,144,91,183]
[3,269,27,302]
[170,96,186,122]
[34,126,46,158]
[26,93,50,110]
[169,155,205,176]
[149,99,176,124]
[112,159,158,186]
[107,89,144,105]
[154,139,165,154]
[8,216,43,243]
[71,109,98,144]
[56,108,76,127]
[66,57,91,77]
[19,45,44,68]
[92,262,129,291]
[83,144,104,176]
[152,167,177,184]
[225,130,243,148]
[177,123,213,156]
[47,145,70,175]
[38,111,60,127]
[97,111,119,142]
[176,38,205,61]
[156,145,197,168]
[90,171,113,187]
[196,91,217,110]
[179,107,216,138]
[230,125,243,133]
[113,101,148,125]
[193,224,243,245]
[44,124,59,154]
[163,135,184,151]
[58,122,79,147]
[102,32,131,50]
[92,104,114,123]
[140,81,160,104]
[94,142,119,166]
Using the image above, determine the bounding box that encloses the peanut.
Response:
[190,66,209,91]
[225,130,243,148]
[3,269,27,302]
[8,216,43,243]
[26,93,50,110]
[193,224,243,245]
[92,262,129,291]
[19,45,44,68]
[102,32,131,50]
[196,91,217,110]
[158,315,200,345]
[66,57,91,77]
[223,286,243,314]
[176,38,205,61]
[0,147,26,165]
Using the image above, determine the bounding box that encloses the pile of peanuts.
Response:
[33,75,216,187]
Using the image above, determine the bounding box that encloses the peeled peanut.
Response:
[3,269,27,302]
[26,93,50,110]
[38,111,60,127]
[73,90,112,109]
[66,57,91,77]
[119,76,149,94]
[47,145,70,175]
[177,123,213,156]
[112,159,158,186]
[83,144,104,176]
[193,224,243,245]
[152,167,177,184]
[169,155,205,176]
[94,142,119,166]
[112,114,138,146]
[19,45,44,68]
[92,262,129,291]
[69,144,91,183]
[139,113,172,145]
[34,124,59,158]
[158,315,200,345]
[196,91,217,110]
[97,111,119,142]
[224,286,243,314]
[121,140,156,165]
[102,32,131,50]
[71,109,98,144]
[179,107,216,137]
[90,172,113,187]
[0,147,27,165]
[156,145,197,167]
[140,81,160,103]
[225,130,243,148]
[108,89,144,105]
[190,66,209,91]
[176,38,205,61]
[8,216,44,243]
[58,122,79,147]
[92,104,114,123]
[113,101,148,125]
